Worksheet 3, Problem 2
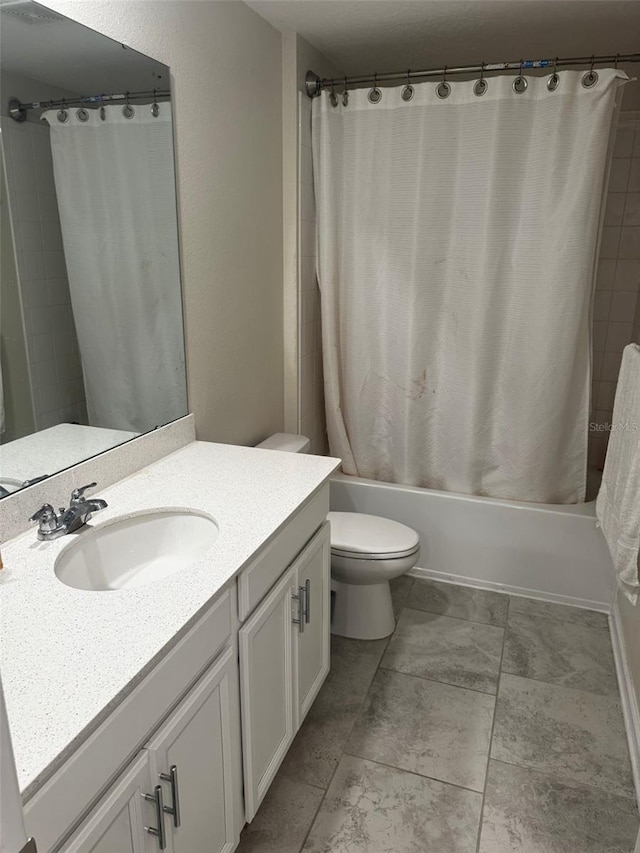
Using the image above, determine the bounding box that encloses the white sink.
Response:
[54,510,219,591]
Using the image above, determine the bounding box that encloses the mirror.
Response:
[0,0,187,498]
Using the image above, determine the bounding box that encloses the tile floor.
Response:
[237,577,639,853]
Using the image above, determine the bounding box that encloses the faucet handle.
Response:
[71,482,97,504]
[29,504,58,533]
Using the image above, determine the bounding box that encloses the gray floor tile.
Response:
[390,574,414,618]
[479,760,639,853]
[381,607,504,694]
[508,596,609,630]
[502,611,618,696]
[279,635,388,789]
[347,668,494,791]
[491,673,635,798]
[410,578,509,626]
[303,755,482,853]
[236,771,324,853]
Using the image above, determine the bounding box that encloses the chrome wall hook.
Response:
[582,55,599,88]
[547,57,560,91]
[401,69,414,101]
[436,65,451,98]
[368,73,382,104]
[474,62,488,96]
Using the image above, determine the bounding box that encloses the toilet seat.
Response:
[328,511,420,560]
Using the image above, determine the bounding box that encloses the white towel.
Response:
[596,343,640,604]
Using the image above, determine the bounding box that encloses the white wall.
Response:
[44,0,284,446]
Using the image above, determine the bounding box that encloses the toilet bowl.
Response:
[256,434,421,640]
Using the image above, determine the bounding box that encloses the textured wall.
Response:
[45,0,284,446]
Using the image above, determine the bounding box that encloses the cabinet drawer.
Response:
[237,485,329,621]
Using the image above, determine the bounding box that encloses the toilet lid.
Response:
[328,512,420,559]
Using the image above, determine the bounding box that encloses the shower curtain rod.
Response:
[8,88,171,123]
[305,52,640,97]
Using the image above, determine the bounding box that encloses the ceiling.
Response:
[0,0,167,96]
[246,0,640,76]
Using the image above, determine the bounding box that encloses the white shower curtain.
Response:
[44,103,186,433]
[313,69,627,503]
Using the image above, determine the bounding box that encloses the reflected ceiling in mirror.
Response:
[0,1,187,498]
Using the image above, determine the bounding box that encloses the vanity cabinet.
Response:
[60,646,242,853]
[239,522,330,820]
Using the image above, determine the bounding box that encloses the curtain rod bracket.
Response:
[306,70,322,98]
[8,97,27,123]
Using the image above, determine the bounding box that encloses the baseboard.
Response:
[407,566,610,614]
[610,600,640,810]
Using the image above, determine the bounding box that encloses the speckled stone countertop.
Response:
[0,441,339,799]
[0,424,139,489]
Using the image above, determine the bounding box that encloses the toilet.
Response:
[256,434,421,640]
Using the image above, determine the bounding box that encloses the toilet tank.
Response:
[256,433,310,453]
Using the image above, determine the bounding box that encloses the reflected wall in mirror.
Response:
[0,0,187,498]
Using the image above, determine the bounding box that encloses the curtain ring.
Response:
[474,62,488,96]
[329,80,338,107]
[582,55,598,88]
[614,53,620,69]
[368,73,382,104]
[76,107,89,122]
[436,65,451,99]
[57,99,68,123]
[123,92,135,118]
[342,76,349,107]
[151,89,160,117]
[513,60,528,93]
[547,56,560,91]
[401,69,414,101]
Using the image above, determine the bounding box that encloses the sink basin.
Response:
[54,510,219,591]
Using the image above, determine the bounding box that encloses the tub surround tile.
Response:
[479,760,639,853]
[382,608,504,694]
[303,755,482,853]
[347,669,494,792]
[279,636,388,789]
[502,611,618,697]
[236,772,323,853]
[491,674,635,799]
[507,596,609,630]
[410,578,509,627]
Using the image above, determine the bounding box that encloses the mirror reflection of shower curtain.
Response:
[313,69,628,504]
[44,104,187,434]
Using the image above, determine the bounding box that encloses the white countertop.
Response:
[0,424,139,490]
[0,441,339,798]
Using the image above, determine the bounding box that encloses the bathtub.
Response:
[330,472,615,611]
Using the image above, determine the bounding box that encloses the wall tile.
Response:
[609,290,637,322]
[596,259,616,290]
[593,290,611,321]
[623,193,640,226]
[629,159,640,192]
[614,259,640,290]
[619,227,640,259]
[600,227,621,258]
[601,351,623,382]
[605,321,633,352]
[609,158,631,192]
[605,193,626,226]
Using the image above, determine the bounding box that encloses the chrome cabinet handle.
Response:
[143,784,167,850]
[304,579,311,623]
[160,764,181,828]
[292,586,306,633]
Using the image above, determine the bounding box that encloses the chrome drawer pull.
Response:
[143,784,167,850]
[304,578,311,623]
[160,764,181,828]
[292,586,306,633]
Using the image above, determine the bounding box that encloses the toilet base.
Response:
[331,578,396,640]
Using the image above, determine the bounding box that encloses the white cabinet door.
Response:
[145,646,241,853]
[239,562,297,821]
[59,753,153,853]
[294,523,331,723]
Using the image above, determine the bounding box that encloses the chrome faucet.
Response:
[29,482,108,541]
